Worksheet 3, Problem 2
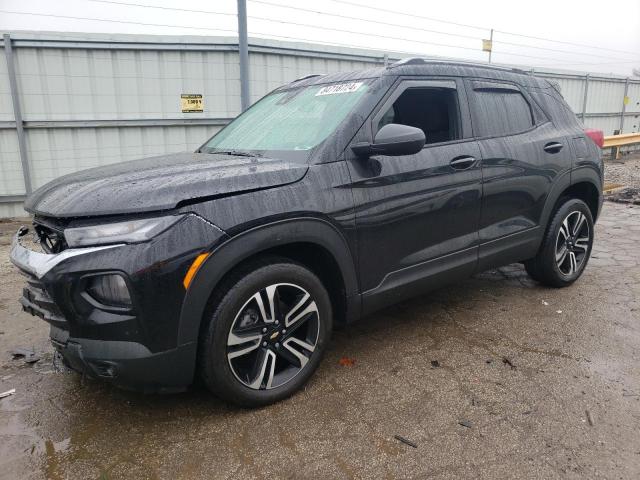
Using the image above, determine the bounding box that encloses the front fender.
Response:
[177,217,359,347]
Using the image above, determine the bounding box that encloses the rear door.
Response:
[346,78,482,313]
[465,79,574,270]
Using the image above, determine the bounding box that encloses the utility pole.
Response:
[237,0,250,112]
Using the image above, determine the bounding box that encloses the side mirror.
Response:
[351,123,425,158]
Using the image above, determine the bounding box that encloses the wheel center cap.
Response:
[269,330,280,341]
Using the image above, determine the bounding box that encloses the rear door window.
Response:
[468,81,534,137]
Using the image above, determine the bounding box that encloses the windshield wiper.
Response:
[208,149,262,158]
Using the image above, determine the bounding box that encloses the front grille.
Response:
[19,271,67,328]
[33,217,68,253]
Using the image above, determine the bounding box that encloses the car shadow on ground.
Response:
[45,263,538,414]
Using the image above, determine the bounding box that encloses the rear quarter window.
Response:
[529,89,581,127]
[470,84,534,137]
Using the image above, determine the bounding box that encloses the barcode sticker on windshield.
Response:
[316,82,363,96]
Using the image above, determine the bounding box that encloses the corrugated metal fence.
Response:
[1,31,639,217]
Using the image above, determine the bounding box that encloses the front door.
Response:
[346,78,482,313]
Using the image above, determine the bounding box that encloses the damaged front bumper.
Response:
[10,215,227,393]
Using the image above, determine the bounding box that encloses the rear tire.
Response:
[198,257,332,407]
[524,198,594,288]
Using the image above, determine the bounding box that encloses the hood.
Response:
[25,152,308,218]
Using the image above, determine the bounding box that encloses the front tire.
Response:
[525,198,594,287]
[199,258,332,407]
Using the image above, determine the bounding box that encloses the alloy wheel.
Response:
[226,283,320,390]
[555,211,590,276]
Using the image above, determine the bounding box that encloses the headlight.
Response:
[65,215,183,247]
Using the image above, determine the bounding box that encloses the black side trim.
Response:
[362,246,477,316]
[476,227,541,272]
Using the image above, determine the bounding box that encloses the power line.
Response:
[249,0,637,62]
[325,0,640,58]
[2,8,630,68]
[89,0,486,45]
[84,1,632,64]
[492,40,628,60]
[321,0,489,32]
[247,17,484,54]
[2,8,570,64]
[533,59,640,68]
[0,9,239,35]
[0,8,409,58]
[248,0,479,41]
[87,0,236,17]
[494,29,640,57]
[85,0,489,52]
[247,15,595,64]
[78,0,640,63]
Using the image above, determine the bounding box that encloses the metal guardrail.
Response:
[603,132,640,148]
[603,132,640,160]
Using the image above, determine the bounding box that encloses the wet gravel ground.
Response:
[604,152,640,189]
[1,202,640,479]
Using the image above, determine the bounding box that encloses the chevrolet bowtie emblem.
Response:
[269,331,279,340]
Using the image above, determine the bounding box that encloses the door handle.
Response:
[449,155,476,170]
[543,142,564,154]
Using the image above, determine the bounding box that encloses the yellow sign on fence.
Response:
[181,94,203,113]
[482,39,492,52]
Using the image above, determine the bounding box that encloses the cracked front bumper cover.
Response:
[10,228,121,279]
[51,326,195,393]
[9,215,228,394]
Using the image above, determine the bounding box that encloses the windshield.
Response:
[202,81,369,158]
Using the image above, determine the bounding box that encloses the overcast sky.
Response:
[1,0,639,76]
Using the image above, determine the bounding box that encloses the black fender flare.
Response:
[570,164,604,219]
[539,169,572,232]
[539,167,602,240]
[177,217,359,346]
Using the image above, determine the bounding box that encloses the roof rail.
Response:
[292,73,326,82]
[387,57,532,76]
[387,57,427,68]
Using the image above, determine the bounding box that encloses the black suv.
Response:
[11,58,603,407]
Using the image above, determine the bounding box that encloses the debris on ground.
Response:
[458,420,473,428]
[338,357,355,367]
[11,347,34,358]
[605,186,640,205]
[502,357,516,369]
[542,300,549,306]
[11,347,40,364]
[25,354,41,364]
[394,435,417,448]
[586,410,594,426]
[430,360,440,368]
[556,310,563,314]
[0,388,16,399]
